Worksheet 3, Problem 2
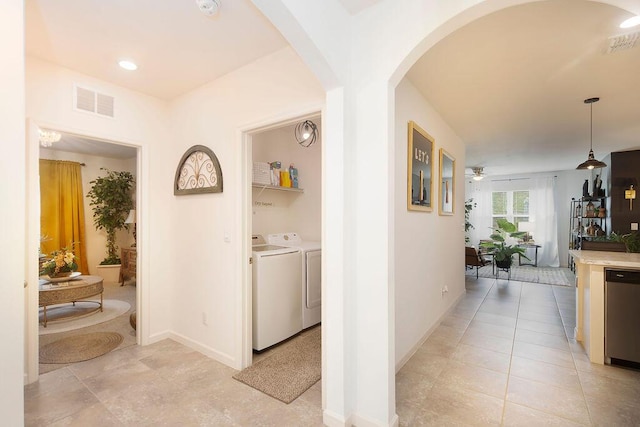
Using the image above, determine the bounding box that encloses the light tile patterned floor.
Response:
[25,276,640,425]
[397,277,640,426]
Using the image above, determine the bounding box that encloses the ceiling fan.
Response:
[466,167,485,181]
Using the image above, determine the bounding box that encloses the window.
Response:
[492,190,529,229]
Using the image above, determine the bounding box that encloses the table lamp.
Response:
[125,209,136,247]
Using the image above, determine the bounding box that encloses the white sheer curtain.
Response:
[530,176,559,267]
[467,179,493,248]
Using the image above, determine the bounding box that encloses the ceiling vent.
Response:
[606,31,640,54]
[74,85,115,118]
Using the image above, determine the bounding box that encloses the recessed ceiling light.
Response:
[620,16,640,29]
[118,60,138,71]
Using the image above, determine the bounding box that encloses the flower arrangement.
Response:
[40,248,78,277]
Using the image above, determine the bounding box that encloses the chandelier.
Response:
[39,129,61,147]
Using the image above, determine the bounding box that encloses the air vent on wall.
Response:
[606,31,640,54]
[74,85,115,118]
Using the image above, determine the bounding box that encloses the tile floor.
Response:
[396,277,640,426]
[25,276,640,426]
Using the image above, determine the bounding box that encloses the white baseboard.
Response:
[146,330,236,368]
[323,410,353,427]
[323,410,399,427]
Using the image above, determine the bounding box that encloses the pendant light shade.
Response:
[294,120,318,148]
[576,97,607,170]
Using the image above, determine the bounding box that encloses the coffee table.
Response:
[39,275,104,327]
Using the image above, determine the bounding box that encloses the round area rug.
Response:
[39,332,124,364]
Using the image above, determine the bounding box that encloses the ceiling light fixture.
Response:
[472,167,484,181]
[294,120,318,148]
[39,129,61,147]
[196,0,220,16]
[620,16,640,29]
[118,60,138,71]
[576,97,607,170]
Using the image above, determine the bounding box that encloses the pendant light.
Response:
[576,97,607,170]
[294,120,318,148]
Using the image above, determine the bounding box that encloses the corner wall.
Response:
[0,0,25,422]
[26,56,174,339]
[394,77,466,366]
[167,46,324,366]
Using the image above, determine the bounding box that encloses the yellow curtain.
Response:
[39,160,89,274]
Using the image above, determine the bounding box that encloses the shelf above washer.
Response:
[252,183,304,193]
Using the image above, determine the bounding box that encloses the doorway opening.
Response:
[243,112,322,371]
[34,128,141,375]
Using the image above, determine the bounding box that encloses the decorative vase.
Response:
[585,201,595,217]
[598,207,606,218]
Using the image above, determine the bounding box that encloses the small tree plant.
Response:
[464,198,476,244]
[87,168,135,265]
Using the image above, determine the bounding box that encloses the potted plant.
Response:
[87,168,135,266]
[608,231,640,253]
[481,218,528,268]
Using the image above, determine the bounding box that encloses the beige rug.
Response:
[39,332,124,364]
[234,327,321,404]
[39,299,131,335]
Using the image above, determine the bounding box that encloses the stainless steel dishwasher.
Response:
[605,268,640,366]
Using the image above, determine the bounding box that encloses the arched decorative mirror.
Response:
[174,145,223,195]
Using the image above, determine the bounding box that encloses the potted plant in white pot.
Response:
[481,218,529,269]
[87,168,134,282]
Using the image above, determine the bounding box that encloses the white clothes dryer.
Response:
[267,232,321,329]
[251,235,302,351]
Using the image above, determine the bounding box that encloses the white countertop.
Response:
[569,250,640,268]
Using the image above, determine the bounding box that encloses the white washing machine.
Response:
[268,232,321,329]
[251,235,302,351]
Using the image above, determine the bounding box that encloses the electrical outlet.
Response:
[441,285,449,296]
[632,223,639,231]
[202,312,208,326]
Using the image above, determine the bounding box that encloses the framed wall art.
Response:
[439,148,455,215]
[174,145,223,195]
[407,120,434,212]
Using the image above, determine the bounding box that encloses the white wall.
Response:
[0,0,25,422]
[167,46,324,366]
[39,149,137,273]
[394,78,466,366]
[26,56,175,340]
[252,121,322,241]
[25,46,323,372]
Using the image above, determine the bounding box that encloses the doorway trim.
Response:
[238,106,323,369]
[25,118,146,382]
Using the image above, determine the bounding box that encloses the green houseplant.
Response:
[87,168,135,265]
[607,231,640,253]
[481,218,528,268]
[464,198,476,244]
